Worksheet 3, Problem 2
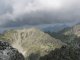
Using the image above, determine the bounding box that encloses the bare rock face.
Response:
[0,40,25,60]
[2,28,66,60]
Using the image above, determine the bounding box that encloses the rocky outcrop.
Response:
[0,40,25,60]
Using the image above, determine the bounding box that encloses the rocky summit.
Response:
[1,28,65,60]
[0,40,25,60]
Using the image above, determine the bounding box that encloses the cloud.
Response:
[0,0,12,15]
[0,0,80,27]
[11,0,80,15]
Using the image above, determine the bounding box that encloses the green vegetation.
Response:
[40,46,80,60]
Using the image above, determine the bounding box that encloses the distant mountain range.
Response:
[0,23,75,34]
[42,24,70,32]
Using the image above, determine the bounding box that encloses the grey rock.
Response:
[0,40,25,60]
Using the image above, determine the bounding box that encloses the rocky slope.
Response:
[0,40,24,60]
[1,28,65,60]
[40,46,80,60]
[46,24,80,49]
[64,24,80,37]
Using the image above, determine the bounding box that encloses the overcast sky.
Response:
[0,0,80,27]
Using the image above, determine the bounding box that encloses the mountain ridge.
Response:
[0,28,65,60]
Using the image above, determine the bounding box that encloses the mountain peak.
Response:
[2,27,65,59]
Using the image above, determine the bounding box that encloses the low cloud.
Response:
[0,0,80,27]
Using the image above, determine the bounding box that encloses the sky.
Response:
[0,0,80,28]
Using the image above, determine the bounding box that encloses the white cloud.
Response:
[12,0,62,15]
[1,0,80,15]
[10,0,80,16]
[0,0,80,27]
